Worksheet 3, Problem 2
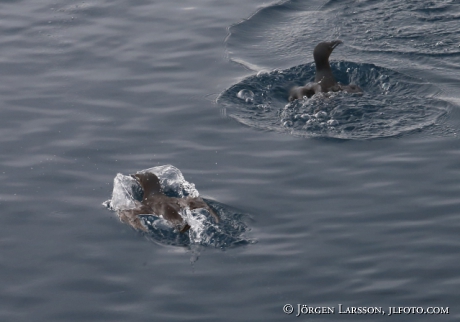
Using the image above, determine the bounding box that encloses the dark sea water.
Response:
[1,0,459,321]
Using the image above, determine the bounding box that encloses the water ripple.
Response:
[219,62,452,139]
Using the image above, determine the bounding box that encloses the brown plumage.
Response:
[118,172,218,233]
[289,40,362,101]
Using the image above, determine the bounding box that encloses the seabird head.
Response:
[313,40,342,68]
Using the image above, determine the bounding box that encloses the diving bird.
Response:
[117,172,218,233]
[289,40,362,101]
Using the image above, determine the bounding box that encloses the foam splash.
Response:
[218,62,452,140]
[104,165,254,249]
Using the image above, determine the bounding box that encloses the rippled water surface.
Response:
[1,0,460,321]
